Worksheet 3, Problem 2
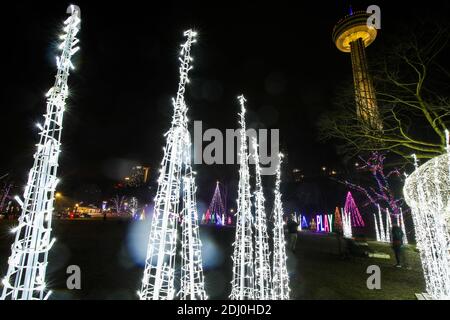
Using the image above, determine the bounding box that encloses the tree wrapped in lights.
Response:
[271,153,290,300]
[1,5,81,300]
[344,192,365,227]
[252,138,272,300]
[404,139,450,299]
[139,30,206,300]
[230,96,255,300]
[342,153,406,218]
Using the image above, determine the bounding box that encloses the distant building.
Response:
[125,166,150,187]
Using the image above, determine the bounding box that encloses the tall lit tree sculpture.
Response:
[1,5,81,300]
[404,133,450,299]
[252,139,272,300]
[272,153,290,300]
[139,30,206,300]
[230,96,255,300]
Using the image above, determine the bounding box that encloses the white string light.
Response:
[341,208,353,239]
[271,153,290,300]
[385,209,392,243]
[139,30,206,300]
[378,205,386,242]
[252,138,272,300]
[1,5,81,301]
[404,146,450,299]
[230,96,255,300]
[399,208,409,245]
[373,213,381,242]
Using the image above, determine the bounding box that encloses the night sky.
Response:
[1,1,449,201]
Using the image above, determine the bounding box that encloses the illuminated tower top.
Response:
[333,11,377,53]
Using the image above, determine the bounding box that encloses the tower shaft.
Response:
[1,5,80,300]
[350,38,382,130]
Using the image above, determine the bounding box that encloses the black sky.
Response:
[1,0,449,199]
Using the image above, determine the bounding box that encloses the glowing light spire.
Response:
[139,30,205,300]
[230,96,255,300]
[404,142,450,299]
[385,209,392,243]
[1,5,81,301]
[342,208,353,239]
[252,138,272,300]
[373,213,381,242]
[271,153,290,300]
[179,132,207,300]
[205,182,226,226]
[399,209,409,245]
[377,205,386,242]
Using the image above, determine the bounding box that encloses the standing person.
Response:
[287,214,300,253]
[392,224,405,267]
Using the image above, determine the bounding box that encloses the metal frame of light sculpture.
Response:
[139,30,206,300]
[271,153,290,300]
[404,135,450,300]
[230,96,255,300]
[1,5,81,301]
[252,138,272,300]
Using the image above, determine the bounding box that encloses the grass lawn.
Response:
[0,219,425,300]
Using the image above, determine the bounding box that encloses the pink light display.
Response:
[344,192,365,227]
